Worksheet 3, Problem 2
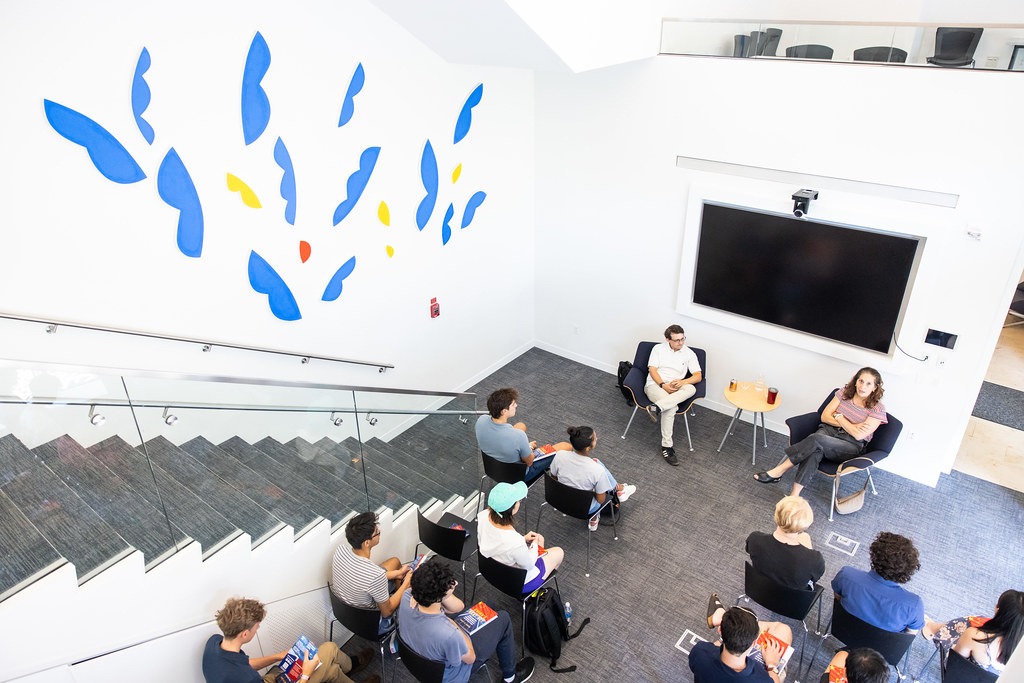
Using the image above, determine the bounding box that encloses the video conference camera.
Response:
[792,189,819,217]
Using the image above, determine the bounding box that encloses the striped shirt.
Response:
[833,388,887,442]
[330,545,389,609]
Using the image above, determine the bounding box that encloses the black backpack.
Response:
[523,586,589,673]
[616,360,633,403]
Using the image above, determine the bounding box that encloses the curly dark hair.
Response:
[720,607,760,655]
[345,511,378,549]
[840,367,884,409]
[869,532,920,584]
[410,557,457,606]
[486,388,518,419]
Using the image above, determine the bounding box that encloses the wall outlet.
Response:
[985,56,999,68]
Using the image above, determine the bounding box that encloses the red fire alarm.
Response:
[430,297,440,318]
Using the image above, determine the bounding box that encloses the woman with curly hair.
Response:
[754,367,887,498]
[921,589,1024,675]
[832,532,924,633]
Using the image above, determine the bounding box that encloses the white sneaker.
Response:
[588,515,599,531]
[617,484,637,503]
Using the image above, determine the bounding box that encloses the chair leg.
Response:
[477,476,488,514]
[683,412,694,452]
[520,600,528,658]
[621,406,639,439]
[536,502,547,535]
[916,643,941,680]
[828,477,838,521]
[585,517,593,577]
[867,467,877,495]
[796,623,808,680]
[471,573,480,603]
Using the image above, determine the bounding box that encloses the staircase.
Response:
[0,413,478,604]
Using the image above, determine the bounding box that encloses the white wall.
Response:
[532,54,1024,486]
[0,0,536,397]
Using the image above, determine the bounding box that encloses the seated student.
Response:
[549,425,636,531]
[922,588,1024,676]
[690,605,789,682]
[823,648,889,683]
[832,531,924,633]
[477,481,564,593]
[202,596,376,683]
[746,495,825,591]
[331,511,411,629]
[475,388,571,481]
[397,557,535,683]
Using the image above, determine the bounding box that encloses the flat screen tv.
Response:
[692,202,921,353]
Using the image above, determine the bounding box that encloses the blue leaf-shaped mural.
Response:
[441,203,454,245]
[453,83,483,144]
[43,99,146,184]
[322,256,356,302]
[332,146,380,225]
[461,191,486,228]
[241,31,271,145]
[274,137,296,225]
[415,140,437,231]
[337,63,364,127]
[157,148,203,258]
[131,48,154,145]
[248,251,301,321]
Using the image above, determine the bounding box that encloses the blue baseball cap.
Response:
[487,481,528,513]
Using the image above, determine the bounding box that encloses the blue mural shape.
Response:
[322,256,356,302]
[157,148,204,258]
[248,251,301,320]
[274,137,297,225]
[338,63,364,127]
[441,203,454,245]
[332,146,380,225]
[43,99,146,184]
[131,48,154,145]
[453,83,483,144]
[461,191,486,228]
[241,32,271,145]
[415,140,438,231]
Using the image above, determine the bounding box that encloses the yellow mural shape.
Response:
[378,201,390,226]
[386,245,395,258]
[452,163,462,184]
[226,173,262,208]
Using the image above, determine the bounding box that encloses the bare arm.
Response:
[819,396,842,426]
[249,651,288,670]
[378,572,412,618]
[441,592,465,614]
[457,621,476,664]
[836,413,881,440]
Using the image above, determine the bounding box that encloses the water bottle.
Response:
[755,373,766,395]
[564,601,572,626]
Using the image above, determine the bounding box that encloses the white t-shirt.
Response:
[645,343,701,388]
[476,509,540,583]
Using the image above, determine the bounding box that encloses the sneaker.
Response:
[616,483,637,503]
[511,656,535,682]
[588,515,599,531]
[661,446,679,466]
[645,405,660,423]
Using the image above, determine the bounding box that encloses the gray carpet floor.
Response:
[362,347,1024,683]
[972,381,1024,432]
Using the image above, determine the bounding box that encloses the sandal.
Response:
[753,471,781,484]
[706,593,725,629]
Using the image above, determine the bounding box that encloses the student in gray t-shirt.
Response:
[475,388,570,481]
[549,426,636,526]
[397,557,534,683]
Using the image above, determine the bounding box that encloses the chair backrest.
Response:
[623,341,706,409]
[803,390,903,458]
[396,631,446,683]
[329,590,384,642]
[933,27,983,63]
[481,451,527,483]
[786,44,834,60]
[416,509,469,562]
[477,552,528,599]
[763,28,783,56]
[743,562,823,621]
[944,647,999,683]
[543,472,597,521]
[830,596,916,666]
[853,46,908,63]
[689,346,707,401]
[630,340,658,369]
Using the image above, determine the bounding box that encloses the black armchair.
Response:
[620,341,706,452]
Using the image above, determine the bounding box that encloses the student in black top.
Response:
[745,496,825,590]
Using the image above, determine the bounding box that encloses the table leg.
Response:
[717,407,742,452]
[760,411,768,446]
[751,412,758,465]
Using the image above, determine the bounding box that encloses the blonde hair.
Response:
[774,495,814,534]
[215,597,265,638]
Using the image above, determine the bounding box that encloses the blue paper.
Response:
[241,32,271,145]
[415,140,437,231]
[332,146,380,225]
[131,48,155,145]
[248,251,301,320]
[453,83,483,144]
[157,148,204,258]
[43,99,146,184]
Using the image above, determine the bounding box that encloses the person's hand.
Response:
[762,638,784,669]
[524,531,539,544]
[301,651,321,678]
[529,440,537,448]
[400,569,413,588]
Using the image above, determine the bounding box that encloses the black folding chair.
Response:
[478,451,544,517]
[394,631,492,682]
[805,596,916,681]
[471,553,558,657]
[536,473,617,577]
[414,508,477,599]
[737,561,824,676]
[942,646,999,683]
[328,590,394,679]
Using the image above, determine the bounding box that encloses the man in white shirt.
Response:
[644,325,702,466]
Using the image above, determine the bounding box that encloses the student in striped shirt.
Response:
[331,512,411,631]
[754,367,887,498]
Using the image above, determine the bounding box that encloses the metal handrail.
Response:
[0,312,394,371]
[0,398,483,416]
